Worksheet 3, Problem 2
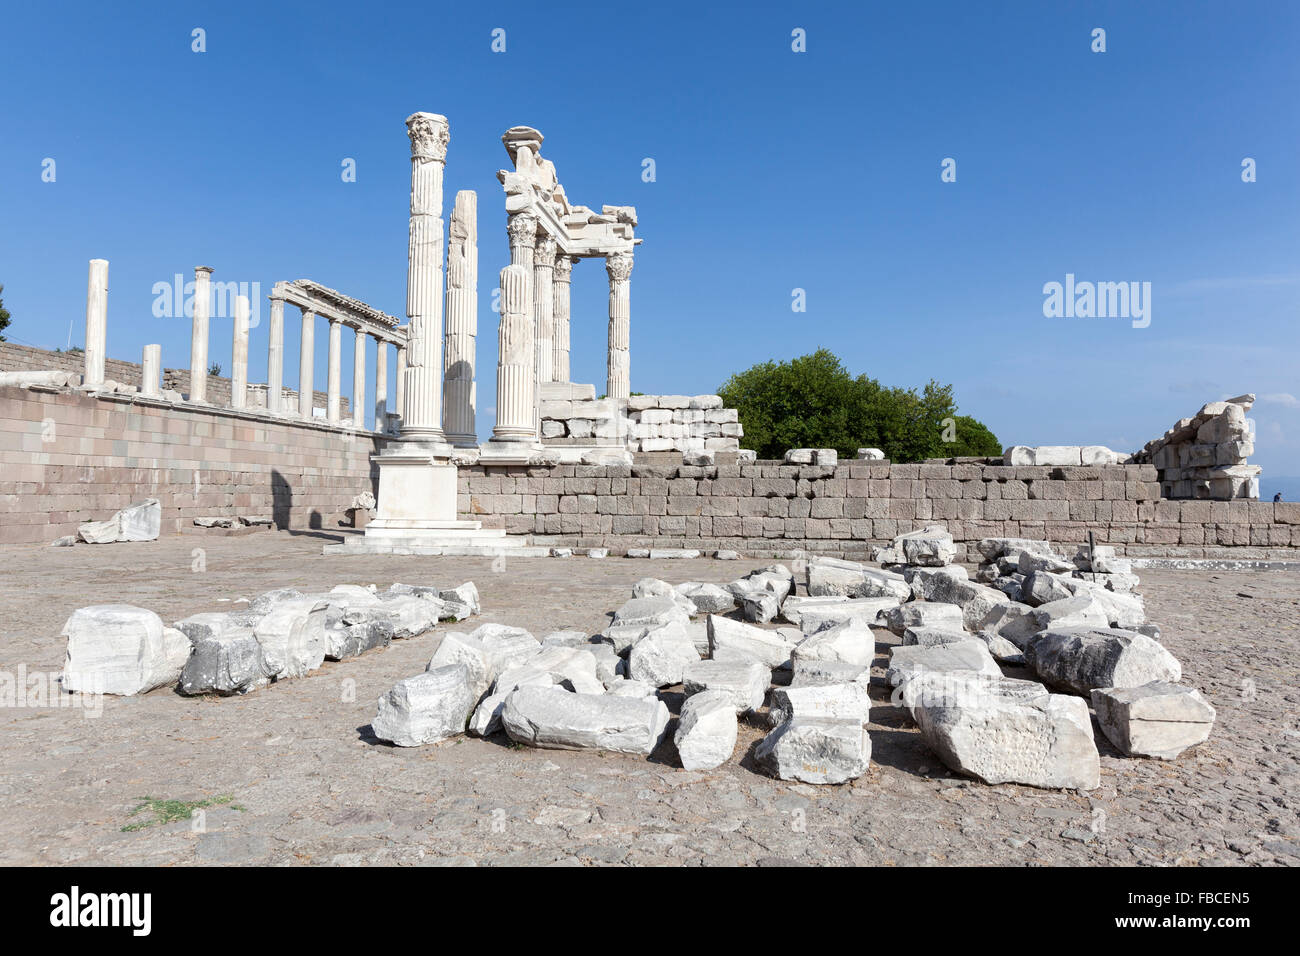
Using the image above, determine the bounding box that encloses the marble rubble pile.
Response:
[1135,394,1259,499]
[626,394,743,455]
[57,581,479,697]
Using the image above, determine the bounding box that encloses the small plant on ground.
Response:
[121,793,245,831]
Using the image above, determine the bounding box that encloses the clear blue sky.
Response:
[2,1,1297,479]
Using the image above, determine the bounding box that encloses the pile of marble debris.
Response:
[625,394,742,455]
[371,521,1213,787]
[57,581,479,697]
[1135,394,1259,499]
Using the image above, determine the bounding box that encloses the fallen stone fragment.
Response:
[880,601,965,637]
[61,605,192,696]
[376,593,443,639]
[877,525,958,567]
[1090,681,1216,759]
[252,598,328,679]
[768,681,872,727]
[675,690,738,770]
[1031,595,1110,631]
[469,666,555,737]
[372,664,476,746]
[976,538,1058,562]
[1026,626,1181,696]
[612,595,691,631]
[974,631,1026,665]
[438,582,481,619]
[707,614,798,669]
[791,619,876,666]
[886,638,1002,688]
[627,621,702,687]
[737,589,782,624]
[755,717,871,785]
[784,596,898,634]
[249,587,304,614]
[682,657,771,713]
[633,577,674,598]
[902,671,1100,790]
[907,571,1010,631]
[903,625,972,647]
[501,685,671,754]
[77,498,161,544]
[50,535,77,547]
[525,645,606,694]
[674,582,735,614]
[606,678,658,699]
[790,658,869,686]
[542,629,591,647]
[176,613,271,695]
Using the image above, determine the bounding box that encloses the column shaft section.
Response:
[230,295,250,409]
[443,189,478,446]
[375,340,389,428]
[141,344,161,398]
[606,252,633,400]
[534,236,556,388]
[552,256,573,383]
[327,318,342,423]
[84,258,108,387]
[189,266,212,401]
[298,309,316,418]
[492,264,535,441]
[352,326,366,427]
[400,111,450,444]
[393,346,406,432]
[267,296,285,413]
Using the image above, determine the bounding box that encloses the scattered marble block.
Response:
[756,717,871,785]
[1027,626,1181,696]
[674,690,738,770]
[674,581,735,614]
[175,613,270,695]
[707,614,798,669]
[1091,681,1216,759]
[791,619,876,667]
[501,685,671,755]
[627,621,702,687]
[880,601,966,637]
[886,638,1002,688]
[768,681,872,727]
[60,605,191,696]
[372,664,477,747]
[77,498,161,544]
[682,657,770,713]
[253,598,329,679]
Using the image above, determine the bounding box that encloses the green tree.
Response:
[717,349,1000,463]
[0,283,11,342]
[945,415,1003,457]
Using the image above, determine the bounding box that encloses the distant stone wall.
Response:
[0,384,382,544]
[0,342,346,417]
[457,458,1300,560]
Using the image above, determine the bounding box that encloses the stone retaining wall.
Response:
[456,458,1300,561]
[0,384,383,544]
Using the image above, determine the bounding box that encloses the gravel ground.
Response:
[1,530,1296,867]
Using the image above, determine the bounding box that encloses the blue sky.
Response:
[2,1,1297,480]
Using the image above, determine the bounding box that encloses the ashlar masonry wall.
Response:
[457,458,1300,560]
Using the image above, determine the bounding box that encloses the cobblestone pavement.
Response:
[1,531,1296,866]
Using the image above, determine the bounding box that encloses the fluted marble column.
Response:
[375,340,389,428]
[352,326,366,427]
[443,189,478,446]
[84,259,108,388]
[230,294,250,409]
[534,236,556,390]
[606,252,633,400]
[141,344,161,398]
[552,256,574,382]
[189,266,213,401]
[267,296,285,413]
[393,345,406,432]
[400,111,450,446]
[298,308,315,418]
[327,318,342,423]
[492,264,535,441]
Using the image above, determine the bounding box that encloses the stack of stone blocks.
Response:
[539,387,742,455]
[1137,395,1259,500]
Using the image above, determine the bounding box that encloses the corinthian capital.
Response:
[553,255,575,281]
[507,212,538,248]
[605,252,634,282]
[534,235,558,268]
[406,112,450,162]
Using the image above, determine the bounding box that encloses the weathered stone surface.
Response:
[468,666,555,737]
[902,672,1100,790]
[791,619,876,666]
[706,614,797,668]
[252,598,328,679]
[632,577,673,598]
[542,629,591,648]
[438,582,480,620]
[249,587,303,614]
[886,638,1002,687]
[1031,595,1110,632]
[976,538,1058,562]
[737,589,781,624]
[324,607,396,660]
[902,625,972,647]
[727,565,795,601]
[682,657,770,713]
[376,593,443,639]
[61,605,191,696]
[176,613,270,695]
[783,596,897,634]
[501,685,671,754]
[973,631,1026,664]
[612,595,690,631]
[755,718,871,785]
[77,499,161,544]
[606,678,658,699]
[908,571,1010,631]
[525,645,605,695]
[674,582,734,614]
[768,681,872,727]
[627,621,701,687]
[880,601,965,637]
[674,690,738,770]
[875,525,958,566]
[790,658,869,686]
[1027,627,1182,695]
[372,664,476,747]
[1091,681,1216,759]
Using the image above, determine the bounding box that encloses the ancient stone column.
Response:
[298,308,315,418]
[606,252,633,400]
[400,111,450,446]
[267,296,285,413]
[83,258,108,387]
[534,236,556,389]
[230,294,250,409]
[443,189,478,446]
[552,256,574,383]
[393,345,406,432]
[327,317,342,423]
[492,264,535,442]
[189,266,213,401]
[374,339,389,429]
[141,344,161,398]
[352,326,366,427]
